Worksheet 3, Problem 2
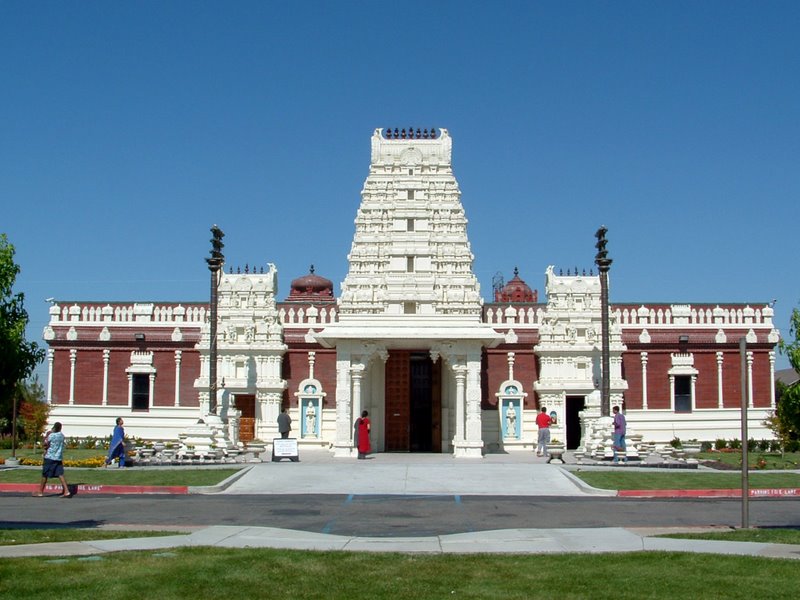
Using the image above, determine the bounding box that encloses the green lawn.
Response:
[698,450,800,470]
[1,547,798,599]
[1,448,106,461]
[0,467,243,487]
[571,470,800,490]
[659,527,800,545]
[0,528,188,545]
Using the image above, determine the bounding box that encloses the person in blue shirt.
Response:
[34,422,70,497]
[105,417,127,468]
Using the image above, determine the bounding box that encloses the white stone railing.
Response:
[50,303,207,325]
[279,304,339,326]
[614,304,773,327]
[483,305,544,326]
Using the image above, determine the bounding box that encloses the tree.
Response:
[17,377,50,445]
[773,305,800,451]
[0,234,45,432]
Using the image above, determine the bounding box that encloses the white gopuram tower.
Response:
[316,128,502,458]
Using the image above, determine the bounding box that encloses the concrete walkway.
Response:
[1,525,799,560]
[218,450,611,496]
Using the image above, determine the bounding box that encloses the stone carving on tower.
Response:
[338,128,483,320]
[195,263,287,439]
[534,266,627,449]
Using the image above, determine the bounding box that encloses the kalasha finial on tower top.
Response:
[384,127,437,140]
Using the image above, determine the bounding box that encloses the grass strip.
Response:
[657,527,800,545]
[0,468,243,487]
[0,528,188,546]
[1,547,798,599]
[571,470,800,491]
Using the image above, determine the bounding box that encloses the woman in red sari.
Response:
[356,410,371,459]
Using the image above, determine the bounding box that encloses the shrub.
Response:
[770,439,782,452]
[729,438,742,450]
[714,438,727,451]
[787,439,800,453]
[669,437,681,449]
[758,439,770,452]
[747,438,758,452]
[701,441,712,452]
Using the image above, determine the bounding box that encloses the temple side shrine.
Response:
[42,127,780,457]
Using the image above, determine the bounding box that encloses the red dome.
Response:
[495,268,538,303]
[286,266,335,302]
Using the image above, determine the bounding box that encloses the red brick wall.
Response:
[107,350,130,407]
[73,350,104,405]
[693,352,718,409]
[482,347,539,410]
[180,351,200,407]
[282,348,337,408]
[644,352,673,409]
[622,353,642,409]
[51,349,71,404]
[152,351,175,407]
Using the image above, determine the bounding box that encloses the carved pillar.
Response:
[46,349,54,403]
[174,350,182,407]
[669,375,675,410]
[716,352,724,409]
[127,373,133,408]
[452,365,467,444]
[640,352,648,410]
[149,373,156,407]
[769,350,776,409]
[351,364,365,437]
[690,375,697,411]
[102,349,110,406]
[69,349,77,405]
[464,353,483,448]
[746,351,754,409]
[332,352,354,457]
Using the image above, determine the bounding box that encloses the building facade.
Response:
[44,127,780,455]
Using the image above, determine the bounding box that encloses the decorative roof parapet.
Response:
[383,127,437,140]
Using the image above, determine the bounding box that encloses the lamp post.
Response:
[206,225,225,415]
[594,226,613,417]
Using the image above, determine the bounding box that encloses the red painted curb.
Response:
[0,483,189,495]
[618,488,800,498]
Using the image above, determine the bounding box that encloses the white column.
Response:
[464,353,484,453]
[746,351,754,409]
[640,352,648,410]
[769,350,776,409]
[127,374,133,407]
[102,349,110,406]
[174,350,182,407]
[149,373,156,408]
[716,352,724,409]
[68,349,77,405]
[46,349,54,403]
[669,375,675,410]
[690,375,697,410]
[453,365,467,445]
[332,353,354,457]
[351,364,364,437]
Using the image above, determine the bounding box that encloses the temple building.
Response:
[43,127,780,457]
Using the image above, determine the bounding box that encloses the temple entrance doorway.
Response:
[235,394,256,443]
[384,350,441,452]
[566,395,585,450]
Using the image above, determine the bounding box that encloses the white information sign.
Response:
[272,438,299,462]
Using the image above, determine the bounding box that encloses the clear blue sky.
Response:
[2,1,798,377]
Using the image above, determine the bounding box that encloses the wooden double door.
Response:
[384,350,442,452]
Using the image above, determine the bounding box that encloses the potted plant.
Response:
[546,438,566,463]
